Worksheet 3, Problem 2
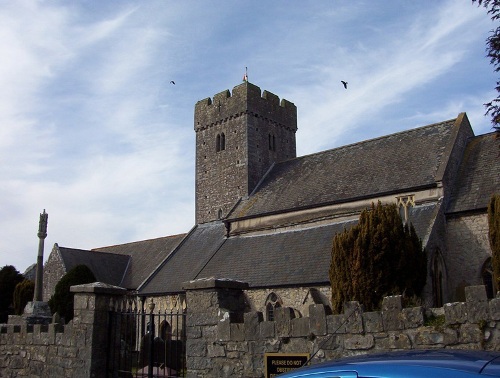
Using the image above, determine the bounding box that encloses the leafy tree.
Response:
[489,194,500,290]
[0,265,24,323]
[13,279,35,315]
[329,202,427,313]
[473,0,500,131]
[48,265,96,323]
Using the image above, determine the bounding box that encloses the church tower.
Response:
[194,82,297,224]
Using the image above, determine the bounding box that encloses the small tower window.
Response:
[268,134,276,151]
[216,133,226,152]
[217,209,223,219]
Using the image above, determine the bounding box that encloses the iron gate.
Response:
[107,296,187,377]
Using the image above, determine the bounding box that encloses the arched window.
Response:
[396,195,415,224]
[482,258,495,299]
[217,208,223,219]
[216,134,221,152]
[265,292,282,321]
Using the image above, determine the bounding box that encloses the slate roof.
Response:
[230,119,458,219]
[58,247,130,286]
[92,234,186,290]
[139,203,438,294]
[139,223,227,294]
[447,132,500,213]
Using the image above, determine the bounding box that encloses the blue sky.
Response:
[0,0,496,273]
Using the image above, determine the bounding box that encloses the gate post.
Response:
[71,282,127,378]
[183,278,248,377]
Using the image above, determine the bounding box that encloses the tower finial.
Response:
[242,67,248,82]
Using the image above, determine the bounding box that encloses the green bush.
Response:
[48,265,96,323]
[329,202,427,313]
[0,265,24,322]
[13,279,35,315]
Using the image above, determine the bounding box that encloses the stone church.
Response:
[42,81,500,318]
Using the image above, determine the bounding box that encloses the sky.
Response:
[0,0,497,273]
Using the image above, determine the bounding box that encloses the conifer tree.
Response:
[13,279,34,315]
[488,194,500,289]
[329,202,427,313]
[0,265,24,322]
[48,264,96,323]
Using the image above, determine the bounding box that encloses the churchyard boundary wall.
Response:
[183,279,500,378]
[1,279,500,377]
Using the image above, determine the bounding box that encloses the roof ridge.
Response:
[286,117,457,163]
[92,233,186,251]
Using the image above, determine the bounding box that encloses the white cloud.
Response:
[0,1,496,272]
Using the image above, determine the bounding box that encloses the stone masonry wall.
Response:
[0,283,126,378]
[446,213,492,301]
[184,279,500,378]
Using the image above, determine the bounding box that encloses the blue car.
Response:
[277,349,500,377]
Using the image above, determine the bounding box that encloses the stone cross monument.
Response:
[22,209,52,324]
[34,209,48,301]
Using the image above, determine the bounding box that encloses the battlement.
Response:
[194,82,297,131]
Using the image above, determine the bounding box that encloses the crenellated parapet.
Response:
[183,280,500,377]
[194,82,297,132]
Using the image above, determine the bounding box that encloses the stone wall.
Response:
[184,279,500,378]
[446,213,492,301]
[0,283,126,378]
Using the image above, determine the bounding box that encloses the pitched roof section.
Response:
[58,247,130,286]
[230,118,458,219]
[92,234,186,290]
[138,222,227,295]
[447,132,500,213]
[139,203,438,293]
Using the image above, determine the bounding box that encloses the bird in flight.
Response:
[170,81,175,85]
[341,81,348,89]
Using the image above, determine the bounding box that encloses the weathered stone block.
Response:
[218,319,231,341]
[466,302,490,324]
[489,298,500,320]
[465,285,488,303]
[187,311,219,327]
[382,296,402,311]
[327,314,346,334]
[385,332,411,349]
[244,312,263,341]
[260,321,275,339]
[344,334,374,350]
[444,302,467,325]
[275,307,294,337]
[291,317,310,337]
[363,311,383,333]
[187,325,202,339]
[414,327,457,346]
[401,307,424,329]
[208,343,226,357]
[230,323,245,342]
[459,323,482,344]
[186,339,207,357]
[309,304,327,336]
[382,310,404,331]
[344,302,363,334]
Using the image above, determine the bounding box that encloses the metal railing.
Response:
[107,297,186,377]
